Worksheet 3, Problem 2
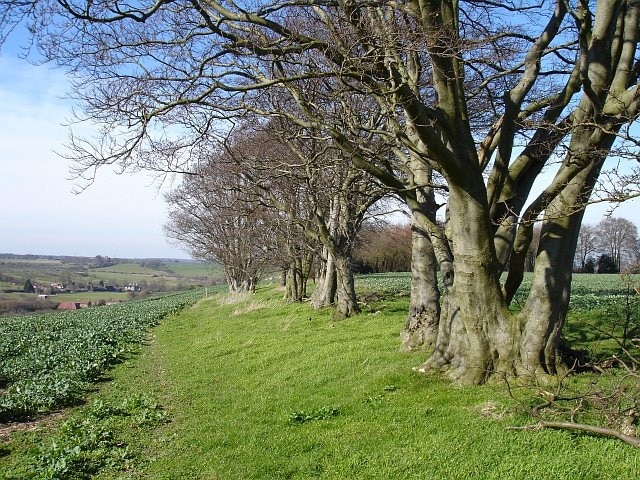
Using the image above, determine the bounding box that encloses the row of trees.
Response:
[575,217,640,272]
[162,122,387,316]
[4,1,640,385]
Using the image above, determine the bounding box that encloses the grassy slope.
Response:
[3,282,640,479]
[124,287,638,479]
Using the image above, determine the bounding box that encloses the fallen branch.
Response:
[507,421,640,448]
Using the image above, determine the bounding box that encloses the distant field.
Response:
[0,255,222,316]
[98,263,166,275]
[166,261,221,277]
[0,258,62,265]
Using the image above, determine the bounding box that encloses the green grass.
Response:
[97,263,167,275]
[164,261,222,278]
[3,283,640,479]
[132,288,639,479]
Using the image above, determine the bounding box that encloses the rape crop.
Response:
[0,289,208,422]
[357,272,639,315]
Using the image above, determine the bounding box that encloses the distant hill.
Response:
[0,254,223,316]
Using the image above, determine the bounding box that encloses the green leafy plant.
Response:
[0,290,206,422]
[28,394,169,479]
[288,406,341,425]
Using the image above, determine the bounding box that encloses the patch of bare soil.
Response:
[0,412,66,443]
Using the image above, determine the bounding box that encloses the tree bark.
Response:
[399,150,448,351]
[284,261,301,302]
[333,254,360,319]
[400,219,440,351]
[226,268,258,294]
[310,248,337,309]
[418,183,516,385]
[516,142,612,377]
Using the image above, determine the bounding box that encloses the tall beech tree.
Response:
[4,1,640,384]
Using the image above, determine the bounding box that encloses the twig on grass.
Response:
[507,420,640,448]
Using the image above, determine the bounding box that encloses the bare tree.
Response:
[234,121,387,318]
[164,161,274,294]
[596,217,639,272]
[575,224,599,272]
[4,1,640,384]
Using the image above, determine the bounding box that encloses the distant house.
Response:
[50,283,66,293]
[123,282,140,292]
[58,302,81,311]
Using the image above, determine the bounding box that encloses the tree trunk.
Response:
[515,151,605,377]
[419,132,612,384]
[284,261,302,302]
[226,272,258,294]
[418,184,517,385]
[310,248,337,309]
[310,246,359,319]
[400,159,444,351]
[400,220,440,351]
[333,254,360,319]
[516,214,579,377]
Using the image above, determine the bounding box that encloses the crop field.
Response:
[0,289,208,423]
[357,272,640,312]
[357,272,640,359]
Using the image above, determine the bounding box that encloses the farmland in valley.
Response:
[0,254,223,315]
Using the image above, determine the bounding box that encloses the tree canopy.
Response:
[3,0,640,384]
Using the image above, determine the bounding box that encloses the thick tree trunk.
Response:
[418,185,517,385]
[226,271,258,294]
[310,185,365,318]
[333,254,360,319]
[284,256,312,302]
[310,247,359,318]
[419,147,610,384]
[311,248,337,309]
[516,216,578,377]
[515,155,603,377]
[400,221,440,351]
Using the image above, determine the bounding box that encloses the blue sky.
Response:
[2,20,640,259]
[0,42,189,259]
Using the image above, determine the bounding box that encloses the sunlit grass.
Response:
[131,286,640,479]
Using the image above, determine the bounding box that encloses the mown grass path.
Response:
[114,287,640,479]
